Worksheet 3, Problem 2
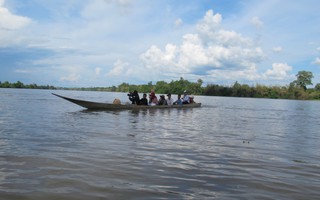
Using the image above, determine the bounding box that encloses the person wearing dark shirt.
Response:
[158,95,167,105]
[139,93,148,105]
[128,90,140,105]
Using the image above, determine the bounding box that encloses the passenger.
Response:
[158,95,167,105]
[182,90,190,104]
[128,90,140,105]
[139,93,148,105]
[113,98,121,104]
[149,91,158,106]
[173,94,183,105]
[166,93,174,105]
[189,95,196,104]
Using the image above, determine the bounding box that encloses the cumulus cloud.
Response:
[263,63,293,80]
[196,10,221,35]
[0,0,32,47]
[0,0,31,30]
[207,65,261,82]
[312,57,320,65]
[140,9,265,81]
[107,59,129,76]
[1,2,306,86]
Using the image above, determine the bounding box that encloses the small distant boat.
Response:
[52,93,201,110]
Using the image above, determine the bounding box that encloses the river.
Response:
[0,88,319,199]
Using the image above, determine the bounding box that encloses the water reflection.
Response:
[1,89,320,199]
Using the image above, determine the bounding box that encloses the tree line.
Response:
[0,81,56,90]
[1,71,320,100]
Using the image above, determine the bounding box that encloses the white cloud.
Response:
[312,57,320,65]
[140,9,265,81]
[107,59,129,76]
[60,74,80,82]
[110,0,132,5]
[2,1,319,87]
[0,0,32,47]
[263,63,293,80]
[197,10,222,33]
[179,34,208,69]
[175,18,183,27]
[95,67,101,75]
[250,16,264,29]
[272,46,283,53]
[207,64,261,82]
[0,0,31,30]
[14,69,31,74]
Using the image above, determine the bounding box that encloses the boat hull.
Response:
[52,93,201,110]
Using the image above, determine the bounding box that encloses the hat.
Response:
[167,93,171,96]
[184,90,188,93]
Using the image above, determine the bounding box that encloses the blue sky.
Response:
[1,0,320,87]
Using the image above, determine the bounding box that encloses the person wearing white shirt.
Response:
[166,93,174,105]
[182,90,190,104]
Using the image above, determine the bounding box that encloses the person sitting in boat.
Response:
[113,98,121,104]
[173,94,183,105]
[182,90,190,104]
[128,90,140,105]
[149,91,158,106]
[189,95,196,104]
[158,95,167,105]
[166,93,174,105]
[139,93,148,105]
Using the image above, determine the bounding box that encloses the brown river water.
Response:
[0,88,319,199]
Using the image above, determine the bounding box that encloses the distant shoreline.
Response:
[1,77,320,100]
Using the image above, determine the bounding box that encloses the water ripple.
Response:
[1,89,320,199]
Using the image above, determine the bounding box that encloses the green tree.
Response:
[0,81,11,88]
[315,83,320,91]
[232,81,241,97]
[254,84,269,98]
[13,81,24,88]
[193,79,204,94]
[155,81,170,94]
[291,71,314,91]
[118,82,130,92]
[203,84,220,96]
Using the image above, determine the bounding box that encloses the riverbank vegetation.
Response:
[0,81,56,90]
[1,71,320,100]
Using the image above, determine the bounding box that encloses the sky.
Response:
[1,0,320,87]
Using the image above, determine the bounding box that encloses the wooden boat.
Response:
[52,93,201,110]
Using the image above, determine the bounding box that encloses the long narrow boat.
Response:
[52,93,201,110]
